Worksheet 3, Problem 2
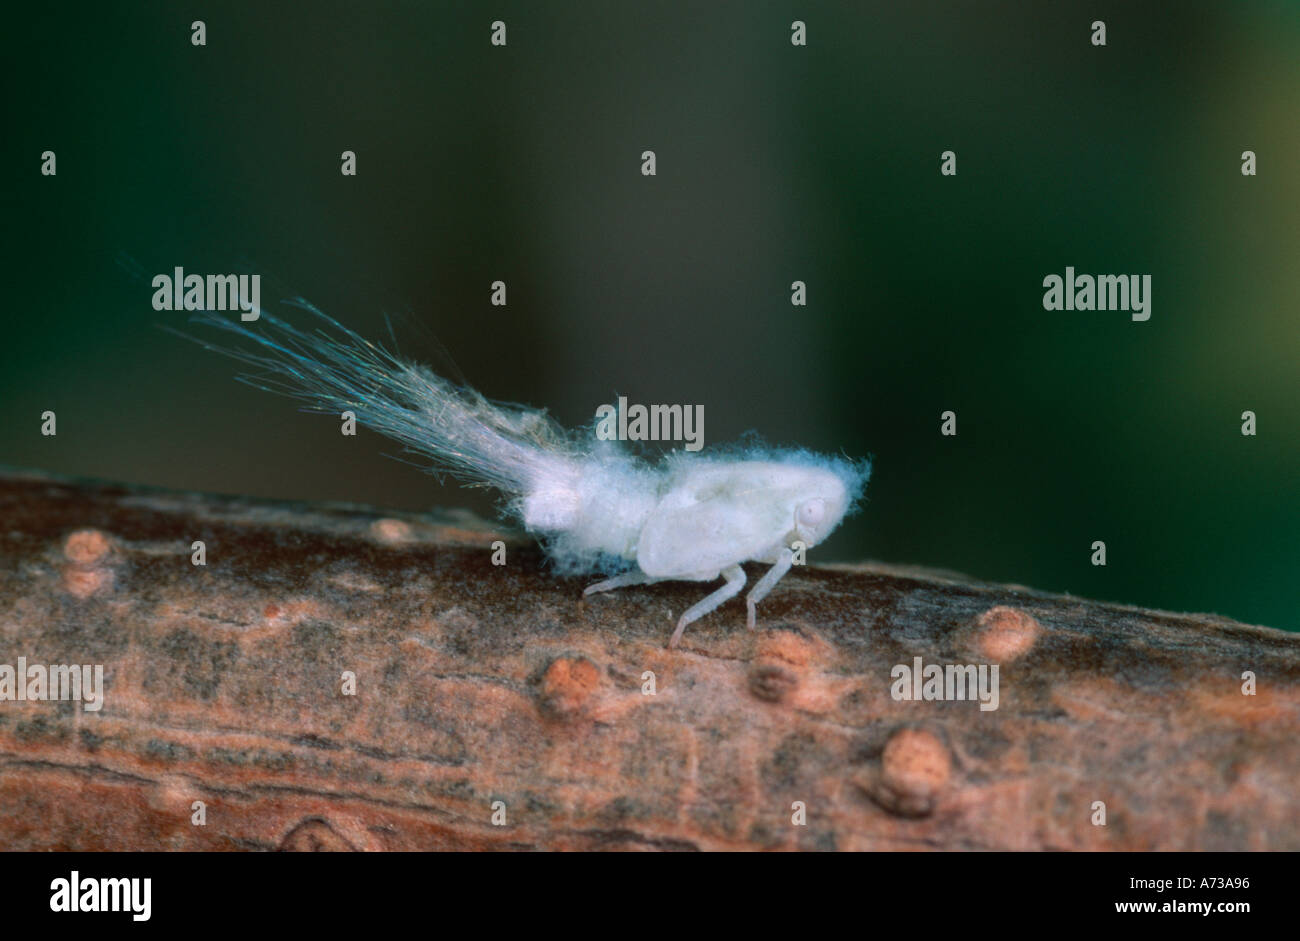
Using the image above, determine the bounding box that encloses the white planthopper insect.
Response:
[178,300,871,646]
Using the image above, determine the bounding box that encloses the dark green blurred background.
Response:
[4,2,1297,629]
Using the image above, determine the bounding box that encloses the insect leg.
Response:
[670,565,746,647]
[745,547,795,630]
[583,570,657,596]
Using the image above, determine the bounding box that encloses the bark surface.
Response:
[1,470,1296,851]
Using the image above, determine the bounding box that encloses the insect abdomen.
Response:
[522,459,660,568]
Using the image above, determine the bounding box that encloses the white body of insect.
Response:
[525,455,863,645]
[184,302,870,646]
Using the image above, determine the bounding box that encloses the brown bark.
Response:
[0,469,1296,851]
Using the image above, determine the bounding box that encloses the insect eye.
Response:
[798,499,826,527]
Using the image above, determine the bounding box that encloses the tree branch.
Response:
[0,469,1296,850]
